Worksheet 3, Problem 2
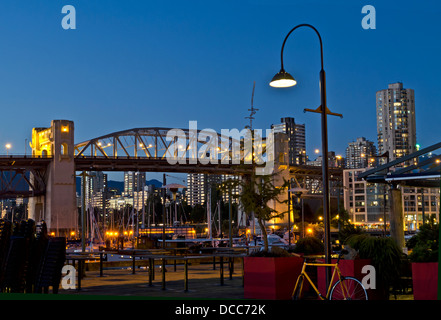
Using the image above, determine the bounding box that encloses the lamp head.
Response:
[269,69,297,88]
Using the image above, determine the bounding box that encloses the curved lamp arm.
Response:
[279,23,324,72]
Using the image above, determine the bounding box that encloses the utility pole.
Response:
[229,188,232,248]
[79,171,90,253]
[142,174,146,228]
[162,173,166,249]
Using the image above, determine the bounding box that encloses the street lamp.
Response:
[289,187,308,240]
[373,151,390,236]
[161,182,186,243]
[270,24,342,288]
[5,143,11,156]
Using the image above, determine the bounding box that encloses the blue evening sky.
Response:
[0,0,440,181]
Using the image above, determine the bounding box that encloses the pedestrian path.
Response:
[50,261,414,300]
[59,262,245,299]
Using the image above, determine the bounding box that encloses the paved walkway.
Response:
[58,262,245,299]
[56,261,413,300]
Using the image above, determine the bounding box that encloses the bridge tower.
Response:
[29,120,77,236]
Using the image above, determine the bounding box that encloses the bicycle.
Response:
[292,250,368,300]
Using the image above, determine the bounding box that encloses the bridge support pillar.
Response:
[29,120,77,237]
[389,183,405,250]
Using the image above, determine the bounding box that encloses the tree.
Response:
[190,204,206,223]
[337,207,364,244]
[220,173,288,252]
[407,218,439,262]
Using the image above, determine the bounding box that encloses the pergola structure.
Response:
[359,141,441,247]
[359,141,441,188]
[358,141,441,299]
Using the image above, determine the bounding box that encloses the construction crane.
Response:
[164,174,186,185]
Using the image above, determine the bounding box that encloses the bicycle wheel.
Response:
[292,275,304,300]
[329,277,368,300]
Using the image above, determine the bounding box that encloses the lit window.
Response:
[61,143,68,156]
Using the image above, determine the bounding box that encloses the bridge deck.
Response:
[74,156,255,174]
[0,156,52,169]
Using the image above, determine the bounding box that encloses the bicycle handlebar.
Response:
[336,249,349,263]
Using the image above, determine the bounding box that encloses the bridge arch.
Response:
[74,126,258,164]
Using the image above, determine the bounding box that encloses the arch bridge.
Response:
[1,120,342,236]
[2,121,272,235]
[73,126,261,174]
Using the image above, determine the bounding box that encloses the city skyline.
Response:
[0,1,440,183]
[0,2,439,303]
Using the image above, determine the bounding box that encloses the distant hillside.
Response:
[146,179,162,188]
[107,180,124,193]
[75,177,162,194]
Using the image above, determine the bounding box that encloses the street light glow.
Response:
[5,143,11,155]
[269,70,297,88]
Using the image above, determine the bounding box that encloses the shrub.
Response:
[346,234,403,291]
[292,236,324,255]
[249,246,292,257]
[407,221,439,263]
[338,223,365,244]
[409,244,438,263]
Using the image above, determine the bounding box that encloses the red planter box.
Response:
[316,259,380,299]
[412,262,438,300]
[244,256,304,300]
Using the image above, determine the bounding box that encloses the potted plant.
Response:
[221,174,304,300]
[342,234,403,300]
[308,226,372,299]
[243,248,304,300]
[407,220,439,300]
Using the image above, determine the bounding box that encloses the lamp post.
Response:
[5,143,11,156]
[368,151,389,236]
[289,187,308,241]
[161,182,186,247]
[270,24,342,288]
[162,174,166,249]
[287,188,291,246]
[77,171,91,253]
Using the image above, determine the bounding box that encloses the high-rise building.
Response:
[186,173,240,206]
[345,137,377,169]
[376,82,416,162]
[84,171,108,206]
[219,174,241,204]
[272,117,306,165]
[186,173,207,206]
[81,171,109,224]
[124,171,146,196]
